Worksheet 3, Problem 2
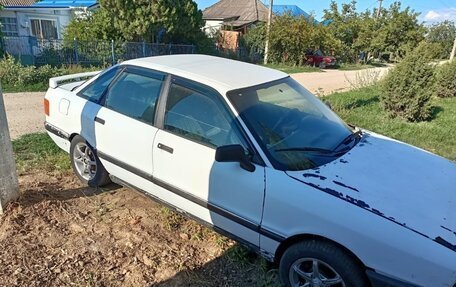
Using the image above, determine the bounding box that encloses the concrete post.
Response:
[0,84,19,214]
[450,37,456,62]
[263,0,273,65]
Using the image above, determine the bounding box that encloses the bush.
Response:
[380,43,436,122]
[435,60,456,98]
[0,54,99,91]
[243,15,339,66]
[0,55,61,87]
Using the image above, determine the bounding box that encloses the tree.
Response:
[98,0,204,43]
[323,0,362,62]
[322,1,425,63]
[370,2,425,61]
[434,60,456,98]
[426,20,456,59]
[381,43,435,122]
[63,9,122,44]
[244,14,338,65]
[64,0,207,46]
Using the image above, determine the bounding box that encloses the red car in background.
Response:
[306,49,337,68]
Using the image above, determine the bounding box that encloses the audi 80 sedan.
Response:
[44,55,456,287]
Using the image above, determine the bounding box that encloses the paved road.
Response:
[3,66,390,140]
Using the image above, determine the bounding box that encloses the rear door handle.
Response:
[95,117,105,125]
[157,143,173,154]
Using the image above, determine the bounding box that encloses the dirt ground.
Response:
[0,170,280,287]
[2,66,390,140]
[3,91,45,140]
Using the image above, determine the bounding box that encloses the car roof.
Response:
[122,55,288,93]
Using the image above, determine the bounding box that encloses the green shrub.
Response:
[0,54,99,91]
[435,60,456,98]
[380,43,436,122]
[0,55,59,86]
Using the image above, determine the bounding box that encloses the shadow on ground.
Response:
[0,172,282,287]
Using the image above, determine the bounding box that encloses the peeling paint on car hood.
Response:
[286,131,456,251]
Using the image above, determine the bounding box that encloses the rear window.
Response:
[78,66,120,102]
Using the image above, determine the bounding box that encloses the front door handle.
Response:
[95,117,105,125]
[157,143,174,154]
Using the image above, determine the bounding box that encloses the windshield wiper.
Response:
[274,147,345,155]
[333,129,363,152]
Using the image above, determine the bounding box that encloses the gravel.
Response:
[3,92,45,140]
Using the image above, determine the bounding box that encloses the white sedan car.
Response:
[44,55,456,287]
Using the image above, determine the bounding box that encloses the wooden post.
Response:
[264,0,273,65]
[0,83,19,214]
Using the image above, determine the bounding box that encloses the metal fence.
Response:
[0,36,196,66]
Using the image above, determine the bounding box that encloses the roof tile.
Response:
[0,0,37,6]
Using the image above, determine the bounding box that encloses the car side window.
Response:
[78,66,120,102]
[163,82,245,148]
[105,70,163,125]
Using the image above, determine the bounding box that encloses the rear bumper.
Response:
[366,270,421,287]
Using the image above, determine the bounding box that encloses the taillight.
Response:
[44,98,50,116]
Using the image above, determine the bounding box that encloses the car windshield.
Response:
[227,77,357,171]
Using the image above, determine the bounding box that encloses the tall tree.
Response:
[98,0,204,43]
[323,1,364,62]
[426,21,456,59]
[323,1,425,62]
[370,2,425,60]
[64,0,206,45]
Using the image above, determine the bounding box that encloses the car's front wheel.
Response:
[279,240,368,287]
[70,135,110,187]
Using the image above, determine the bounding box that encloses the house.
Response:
[0,0,98,39]
[202,0,269,35]
[202,0,315,36]
[269,4,319,25]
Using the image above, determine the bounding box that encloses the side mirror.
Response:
[215,145,255,172]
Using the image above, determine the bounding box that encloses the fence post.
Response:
[142,41,146,57]
[0,83,19,214]
[169,43,172,55]
[191,44,195,54]
[74,38,79,65]
[111,39,116,65]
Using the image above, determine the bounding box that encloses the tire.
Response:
[279,240,368,287]
[70,135,111,187]
[319,62,327,69]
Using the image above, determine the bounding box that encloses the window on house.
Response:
[0,17,18,36]
[30,19,58,39]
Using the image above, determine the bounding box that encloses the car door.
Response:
[94,66,166,183]
[152,77,265,247]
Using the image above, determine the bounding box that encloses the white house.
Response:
[0,0,98,39]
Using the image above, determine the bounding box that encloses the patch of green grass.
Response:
[12,133,70,172]
[262,63,322,74]
[3,82,48,93]
[335,62,387,71]
[324,86,456,162]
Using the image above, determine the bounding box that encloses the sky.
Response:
[194,0,456,23]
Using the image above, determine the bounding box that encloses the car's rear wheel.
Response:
[279,240,368,287]
[70,135,110,187]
